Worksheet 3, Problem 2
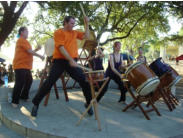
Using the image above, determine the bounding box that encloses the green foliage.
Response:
[119,2,170,55]
[2,1,182,59]
[161,2,183,46]
[167,1,183,19]
[34,1,170,49]
[179,27,183,36]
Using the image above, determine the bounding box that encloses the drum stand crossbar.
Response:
[122,81,161,120]
[148,63,180,111]
[76,75,109,131]
[38,56,69,106]
[163,87,179,110]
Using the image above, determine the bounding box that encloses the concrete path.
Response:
[0,120,23,138]
[0,79,183,138]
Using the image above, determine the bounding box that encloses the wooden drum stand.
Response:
[76,70,109,131]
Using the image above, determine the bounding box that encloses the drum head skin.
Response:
[169,76,182,88]
[77,30,97,49]
[160,65,182,88]
[137,77,160,96]
[45,38,54,57]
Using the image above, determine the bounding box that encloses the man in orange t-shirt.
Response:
[31,16,93,117]
[11,27,44,108]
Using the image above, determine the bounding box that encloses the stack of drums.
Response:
[149,57,182,89]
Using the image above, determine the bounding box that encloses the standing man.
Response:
[31,16,93,117]
[12,27,44,108]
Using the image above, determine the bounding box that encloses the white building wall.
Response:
[179,45,183,56]
[160,46,166,60]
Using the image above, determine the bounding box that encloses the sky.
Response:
[0,2,182,70]
[168,16,182,35]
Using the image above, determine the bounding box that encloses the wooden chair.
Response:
[76,71,109,131]
[122,80,161,120]
[147,71,180,111]
[148,85,179,111]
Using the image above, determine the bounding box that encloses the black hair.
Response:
[18,27,27,35]
[63,16,75,26]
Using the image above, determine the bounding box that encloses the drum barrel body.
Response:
[85,70,105,82]
[45,38,55,57]
[126,62,159,96]
[126,63,155,89]
[92,72,104,80]
[149,58,170,77]
[160,66,182,88]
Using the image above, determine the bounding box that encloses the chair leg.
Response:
[123,82,151,120]
[137,102,151,120]
[161,89,173,111]
[148,97,161,116]
[53,83,59,99]
[165,89,176,109]
[60,76,69,102]
[122,101,136,112]
[44,92,50,106]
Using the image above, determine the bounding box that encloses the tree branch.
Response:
[100,13,146,46]
[34,29,53,37]
[96,2,133,42]
[1,2,8,11]
[0,2,28,47]
[96,3,112,41]
[168,35,183,41]
[14,2,28,18]
[10,1,17,13]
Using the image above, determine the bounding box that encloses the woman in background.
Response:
[136,47,147,64]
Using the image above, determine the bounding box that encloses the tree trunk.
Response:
[0,1,28,47]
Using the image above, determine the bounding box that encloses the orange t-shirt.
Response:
[53,29,84,59]
[13,38,33,70]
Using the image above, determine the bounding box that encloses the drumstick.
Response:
[34,38,39,45]
[34,37,41,50]
[79,3,86,17]
[79,3,87,30]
